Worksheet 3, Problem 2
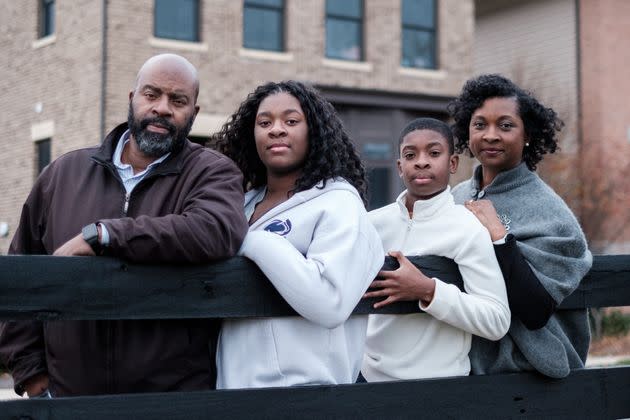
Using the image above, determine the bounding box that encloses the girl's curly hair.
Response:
[447,74,564,171]
[211,80,368,204]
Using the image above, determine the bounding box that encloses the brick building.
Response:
[0,0,475,253]
[474,0,630,253]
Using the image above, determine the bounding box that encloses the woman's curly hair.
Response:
[447,74,564,171]
[211,80,368,204]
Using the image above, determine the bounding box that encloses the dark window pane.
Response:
[245,0,283,7]
[402,0,435,28]
[402,29,435,69]
[326,0,362,19]
[155,0,199,42]
[36,139,51,175]
[243,7,283,51]
[367,167,390,210]
[326,19,361,60]
[40,0,55,37]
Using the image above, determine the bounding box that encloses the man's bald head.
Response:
[134,54,200,102]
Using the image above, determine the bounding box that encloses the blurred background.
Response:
[1,0,629,387]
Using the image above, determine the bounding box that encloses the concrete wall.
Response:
[473,0,581,213]
[579,0,630,253]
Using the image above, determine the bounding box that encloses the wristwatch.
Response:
[81,223,102,254]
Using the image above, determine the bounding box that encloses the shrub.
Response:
[602,310,630,337]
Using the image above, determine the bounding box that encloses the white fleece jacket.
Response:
[217,179,384,389]
[362,187,510,381]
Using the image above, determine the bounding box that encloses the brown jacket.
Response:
[0,123,248,396]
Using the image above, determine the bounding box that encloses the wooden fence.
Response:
[1,254,629,419]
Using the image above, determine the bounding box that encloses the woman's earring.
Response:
[525,142,530,147]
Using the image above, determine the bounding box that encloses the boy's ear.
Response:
[449,154,459,174]
[396,159,403,178]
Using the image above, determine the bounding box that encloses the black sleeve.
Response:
[494,234,556,330]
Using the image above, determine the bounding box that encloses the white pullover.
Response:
[217,179,384,389]
[362,187,510,381]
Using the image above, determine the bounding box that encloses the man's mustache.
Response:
[140,117,176,134]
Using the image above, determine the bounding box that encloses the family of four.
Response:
[0,54,591,397]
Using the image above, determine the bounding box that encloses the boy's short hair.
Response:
[398,118,454,154]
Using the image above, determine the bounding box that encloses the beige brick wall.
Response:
[0,0,103,252]
[104,0,473,120]
[97,0,472,125]
[0,0,474,253]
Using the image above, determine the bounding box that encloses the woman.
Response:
[448,74,592,378]
[211,81,383,388]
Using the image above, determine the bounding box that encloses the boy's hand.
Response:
[464,199,506,241]
[363,251,435,308]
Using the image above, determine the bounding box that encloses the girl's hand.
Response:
[363,251,435,308]
[464,199,506,241]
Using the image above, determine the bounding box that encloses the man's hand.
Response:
[363,251,436,308]
[464,199,506,241]
[53,233,96,256]
[24,373,49,398]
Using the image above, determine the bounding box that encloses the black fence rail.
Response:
[1,254,630,419]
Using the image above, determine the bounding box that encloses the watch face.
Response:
[82,224,101,250]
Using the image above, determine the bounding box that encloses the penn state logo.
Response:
[264,219,292,236]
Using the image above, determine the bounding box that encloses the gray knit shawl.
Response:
[452,162,592,378]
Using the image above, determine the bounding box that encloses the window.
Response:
[154,0,199,42]
[367,167,391,210]
[362,143,393,210]
[36,139,51,175]
[401,0,436,69]
[39,0,55,38]
[325,0,363,61]
[243,0,284,52]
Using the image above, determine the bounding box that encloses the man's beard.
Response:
[127,104,194,157]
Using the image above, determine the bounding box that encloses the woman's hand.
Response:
[363,251,435,308]
[464,199,506,241]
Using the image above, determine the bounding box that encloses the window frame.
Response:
[400,0,438,70]
[35,138,51,176]
[242,0,285,52]
[154,0,201,43]
[325,0,364,62]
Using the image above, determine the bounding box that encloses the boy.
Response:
[361,118,510,381]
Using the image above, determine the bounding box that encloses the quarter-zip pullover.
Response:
[362,187,510,381]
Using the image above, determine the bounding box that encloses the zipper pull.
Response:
[123,193,130,215]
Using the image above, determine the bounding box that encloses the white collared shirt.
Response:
[112,130,170,194]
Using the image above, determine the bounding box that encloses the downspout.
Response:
[100,0,108,141]
[574,0,583,221]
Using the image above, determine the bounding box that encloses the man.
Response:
[0,54,248,397]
